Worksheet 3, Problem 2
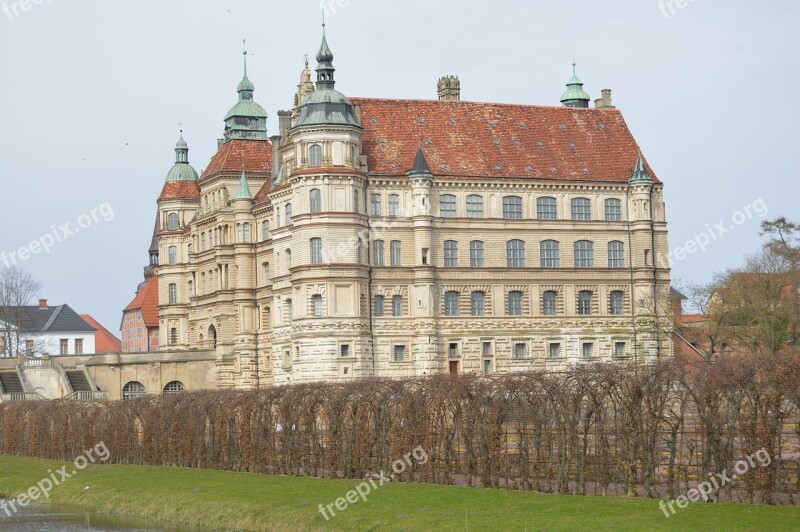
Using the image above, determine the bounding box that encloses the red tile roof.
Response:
[123,277,159,328]
[681,314,708,324]
[202,139,273,177]
[351,98,658,183]
[80,314,122,353]
[158,181,200,201]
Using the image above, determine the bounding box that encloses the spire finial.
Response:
[322,10,326,33]
[572,53,576,75]
[242,38,248,77]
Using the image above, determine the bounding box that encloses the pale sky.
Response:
[0,0,797,331]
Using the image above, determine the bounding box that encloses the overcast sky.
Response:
[0,0,797,331]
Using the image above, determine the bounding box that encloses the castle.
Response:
[139,28,671,389]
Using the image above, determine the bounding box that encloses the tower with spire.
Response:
[560,59,591,108]
[224,42,269,141]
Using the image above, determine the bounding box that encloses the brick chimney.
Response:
[594,89,615,109]
[437,75,461,101]
[38,298,48,309]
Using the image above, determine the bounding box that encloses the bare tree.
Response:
[0,266,42,358]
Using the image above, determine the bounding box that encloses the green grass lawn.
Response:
[0,455,798,531]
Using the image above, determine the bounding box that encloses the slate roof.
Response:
[1,304,96,333]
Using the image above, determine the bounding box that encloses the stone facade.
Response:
[149,35,672,389]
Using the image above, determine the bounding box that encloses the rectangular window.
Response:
[483,358,492,375]
[582,342,593,358]
[353,189,360,213]
[371,194,382,216]
[444,292,458,316]
[310,189,321,213]
[170,328,178,345]
[448,343,459,358]
[614,342,626,357]
[514,342,527,358]
[610,291,624,315]
[75,339,83,355]
[444,241,458,267]
[548,342,561,358]
[540,240,560,268]
[390,240,402,266]
[542,291,557,316]
[503,196,523,219]
[60,339,68,355]
[313,294,323,317]
[440,194,456,217]
[574,241,594,268]
[388,194,400,217]
[394,345,406,362]
[470,292,485,316]
[608,241,625,268]
[469,241,484,268]
[482,341,492,357]
[507,291,522,316]
[340,344,350,357]
[373,240,385,266]
[578,291,593,315]
[392,295,402,316]
[374,295,384,317]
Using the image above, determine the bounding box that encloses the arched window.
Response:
[312,294,323,317]
[469,241,484,268]
[542,291,557,315]
[208,325,217,348]
[503,196,523,219]
[440,194,456,217]
[309,144,322,166]
[608,241,625,268]
[609,291,625,315]
[537,197,558,220]
[122,381,145,400]
[574,240,594,268]
[168,283,177,304]
[444,291,459,316]
[466,195,483,218]
[285,204,292,225]
[310,238,323,264]
[163,381,185,395]
[388,194,400,216]
[444,240,458,267]
[310,188,321,213]
[571,198,591,221]
[470,291,485,316]
[605,198,622,221]
[507,291,522,316]
[168,246,177,265]
[506,239,525,267]
[540,240,560,268]
[167,213,179,230]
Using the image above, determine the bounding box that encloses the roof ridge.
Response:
[41,304,65,332]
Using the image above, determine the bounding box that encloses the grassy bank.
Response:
[1,456,798,531]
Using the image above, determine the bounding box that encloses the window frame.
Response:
[574,240,594,268]
[440,194,456,218]
[536,196,558,220]
[444,240,458,267]
[466,194,484,218]
[506,239,525,268]
[571,197,592,221]
[309,188,321,213]
[444,291,459,316]
[502,195,523,220]
[605,198,622,221]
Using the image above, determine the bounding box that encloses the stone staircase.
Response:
[0,371,24,393]
[65,370,92,392]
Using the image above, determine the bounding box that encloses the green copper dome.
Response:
[223,45,269,141]
[560,62,591,108]
[165,132,198,182]
[294,28,359,128]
